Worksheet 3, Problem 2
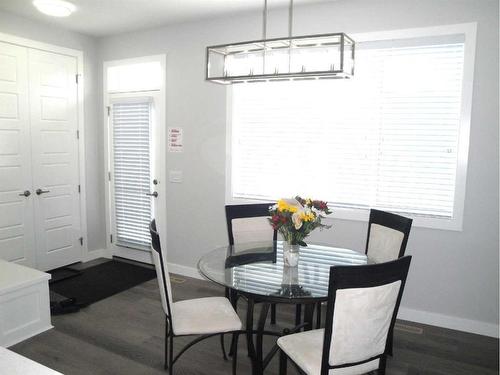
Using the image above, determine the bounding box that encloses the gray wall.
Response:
[0,11,106,253]
[98,0,499,334]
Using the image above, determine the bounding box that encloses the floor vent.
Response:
[395,323,424,335]
[170,276,186,284]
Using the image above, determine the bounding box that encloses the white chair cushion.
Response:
[172,297,242,336]
[367,224,405,263]
[329,281,401,366]
[232,217,274,245]
[277,329,379,375]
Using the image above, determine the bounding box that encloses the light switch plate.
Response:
[169,170,183,183]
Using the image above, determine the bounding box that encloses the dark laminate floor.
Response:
[11,263,499,375]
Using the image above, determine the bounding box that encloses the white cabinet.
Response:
[0,42,82,271]
[0,260,52,347]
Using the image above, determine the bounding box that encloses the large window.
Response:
[228,26,476,230]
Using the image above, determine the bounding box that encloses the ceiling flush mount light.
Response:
[205,0,355,84]
[33,0,76,17]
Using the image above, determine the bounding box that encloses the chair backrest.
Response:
[365,209,412,263]
[321,256,412,374]
[149,219,173,318]
[225,204,277,245]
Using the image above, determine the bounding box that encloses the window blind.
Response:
[231,41,465,219]
[112,101,152,249]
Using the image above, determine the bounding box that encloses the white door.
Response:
[0,42,35,267]
[28,49,82,271]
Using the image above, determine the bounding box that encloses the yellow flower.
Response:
[300,212,315,222]
[277,199,299,213]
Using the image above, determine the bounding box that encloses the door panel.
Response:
[0,42,35,266]
[28,49,81,271]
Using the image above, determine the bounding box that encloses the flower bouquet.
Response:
[269,196,331,266]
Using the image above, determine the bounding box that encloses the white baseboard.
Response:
[168,262,204,280]
[167,262,499,338]
[113,247,153,264]
[398,306,499,338]
[82,248,111,263]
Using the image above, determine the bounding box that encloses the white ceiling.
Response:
[0,0,333,37]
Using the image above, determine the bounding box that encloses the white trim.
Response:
[225,23,477,232]
[4,325,53,349]
[168,262,203,280]
[164,261,498,338]
[81,248,111,263]
[0,32,88,264]
[114,247,153,264]
[103,54,167,262]
[398,306,499,338]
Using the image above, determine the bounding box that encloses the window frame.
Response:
[225,23,477,231]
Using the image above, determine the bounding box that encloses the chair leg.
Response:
[228,290,238,357]
[378,355,387,375]
[169,331,174,374]
[279,349,287,375]
[270,303,277,324]
[295,304,302,326]
[316,302,322,329]
[231,332,239,375]
[220,333,228,360]
[164,317,169,370]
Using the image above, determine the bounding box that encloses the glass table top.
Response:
[198,241,370,301]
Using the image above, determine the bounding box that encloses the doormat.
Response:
[49,260,156,311]
[48,267,82,284]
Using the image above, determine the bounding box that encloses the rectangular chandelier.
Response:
[206,33,355,84]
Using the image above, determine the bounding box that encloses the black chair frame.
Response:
[365,209,413,258]
[280,256,412,375]
[150,220,242,374]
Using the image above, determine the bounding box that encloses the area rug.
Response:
[49,260,156,309]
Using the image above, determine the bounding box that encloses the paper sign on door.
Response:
[168,127,183,152]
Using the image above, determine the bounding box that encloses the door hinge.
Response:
[76,130,80,139]
[110,234,113,243]
[108,171,111,181]
[78,184,81,193]
[76,74,80,84]
[79,237,83,246]
[107,106,111,116]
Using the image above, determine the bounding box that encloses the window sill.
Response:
[226,197,463,232]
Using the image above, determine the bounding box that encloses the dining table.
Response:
[198,240,372,375]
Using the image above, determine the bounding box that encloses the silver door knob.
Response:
[146,191,158,198]
[19,190,31,197]
[36,188,50,195]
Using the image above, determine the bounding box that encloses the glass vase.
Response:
[283,242,300,267]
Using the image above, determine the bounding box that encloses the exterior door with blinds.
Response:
[109,98,153,252]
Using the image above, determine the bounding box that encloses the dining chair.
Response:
[365,209,413,263]
[225,204,279,324]
[278,256,412,375]
[314,209,412,332]
[149,220,242,374]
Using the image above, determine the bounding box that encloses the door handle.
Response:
[19,190,31,197]
[146,191,158,198]
[36,188,50,195]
